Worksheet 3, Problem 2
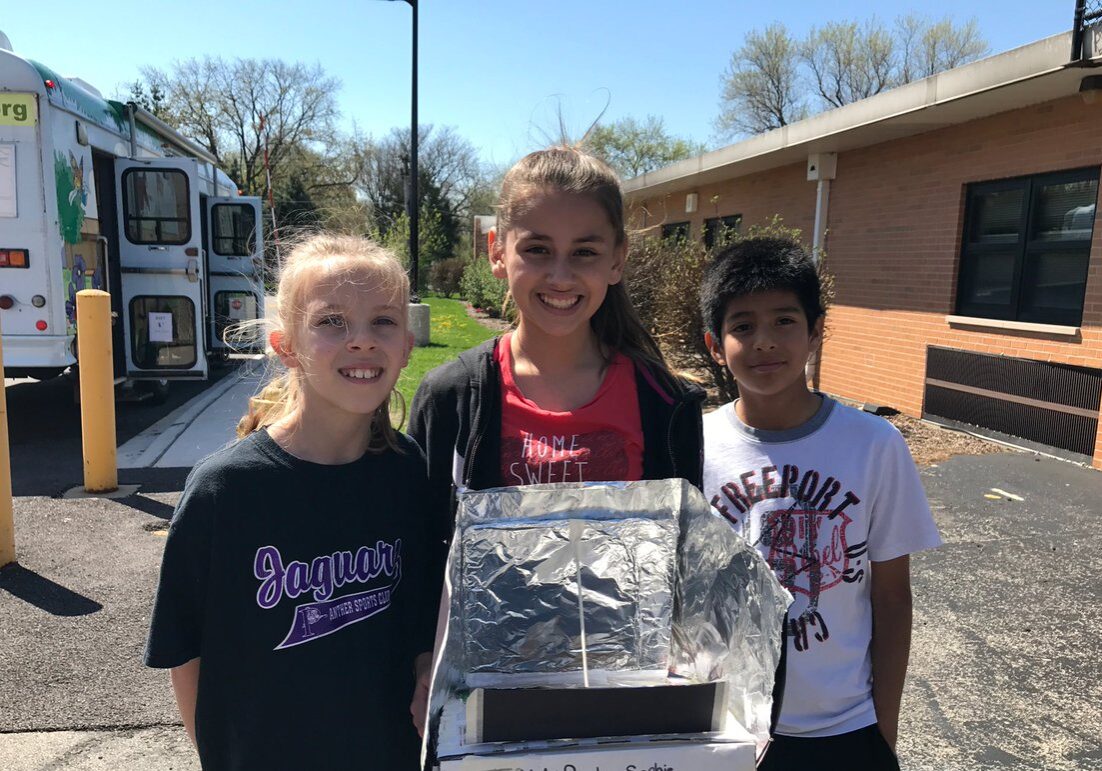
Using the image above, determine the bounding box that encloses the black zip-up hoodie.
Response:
[408,338,705,552]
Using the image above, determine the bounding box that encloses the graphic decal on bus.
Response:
[54,149,103,332]
[54,150,85,241]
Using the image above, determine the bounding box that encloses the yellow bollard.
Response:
[0,311,16,567]
[76,290,118,493]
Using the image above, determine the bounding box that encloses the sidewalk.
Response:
[2,427,1101,768]
[116,357,265,470]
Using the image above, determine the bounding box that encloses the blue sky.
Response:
[1,1,1076,168]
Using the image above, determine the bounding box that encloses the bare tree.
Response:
[718,14,989,138]
[140,57,341,197]
[275,139,371,234]
[354,125,487,230]
[803,20,895,108]
[716,23,807,137]
[896,15,989,82]
[583,115,706,179]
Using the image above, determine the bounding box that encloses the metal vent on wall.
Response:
[923,347,1102,457]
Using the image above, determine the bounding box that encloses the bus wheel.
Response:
[136,379,170,405]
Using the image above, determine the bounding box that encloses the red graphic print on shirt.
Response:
[712,464,867,652]
[763,507,856,597]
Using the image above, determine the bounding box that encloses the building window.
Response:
[661,221,690,241]
[703,214,742,249]
[956,167,1098,326]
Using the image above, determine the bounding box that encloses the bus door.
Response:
[204,197,264,353]
[114,157,207,379]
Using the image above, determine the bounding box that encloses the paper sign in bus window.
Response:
[228,295,254,320]
[0,144,16,218]
[148,312,174,343]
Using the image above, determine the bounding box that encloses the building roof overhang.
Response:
[624,31,1099,200]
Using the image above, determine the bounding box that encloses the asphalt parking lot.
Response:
[1,375,1100,769]
[5,364,241,497]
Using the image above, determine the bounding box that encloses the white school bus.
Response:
[0,31,264,397]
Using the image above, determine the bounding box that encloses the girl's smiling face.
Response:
[273,266,412,422]
[491,190,625,342]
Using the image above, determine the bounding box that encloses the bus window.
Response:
[0,144,16,217]
[212,203,256,256]
[214,291,259,345]
[123,169,190,245]
[129,296,197,368]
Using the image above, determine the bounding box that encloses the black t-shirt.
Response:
[145,430,439,771]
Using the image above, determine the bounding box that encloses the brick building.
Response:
[473,214,495,260]
[625,31,1102,468]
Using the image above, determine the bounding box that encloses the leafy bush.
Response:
[372,205,453,292]
[459,256,508,317]
[430,257,466,297]
[625,216,826,403]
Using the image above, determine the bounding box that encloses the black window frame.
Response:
[956,166,1098,327]
[661,221,691,241]
[128,295,198,369]
[122,168,192,246]
[703,214,742,249]
[211,202,257,257]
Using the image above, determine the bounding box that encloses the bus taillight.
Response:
[0,249,29,268]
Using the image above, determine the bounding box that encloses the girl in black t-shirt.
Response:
[145,234,438,770]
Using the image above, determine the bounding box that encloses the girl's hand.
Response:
[410,652,433,738]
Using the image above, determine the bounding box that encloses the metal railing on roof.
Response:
[1072,0,1102,60]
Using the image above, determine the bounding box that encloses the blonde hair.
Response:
[497,146,670,376]
[235,233,409,453]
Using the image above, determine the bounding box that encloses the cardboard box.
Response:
[439,739,756,771]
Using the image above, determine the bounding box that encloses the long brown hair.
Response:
[497,146,671,379]
[234,233,408,452]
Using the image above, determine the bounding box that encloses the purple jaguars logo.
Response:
[253,540,402,650]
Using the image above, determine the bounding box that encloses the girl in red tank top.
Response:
[411,146,703,499]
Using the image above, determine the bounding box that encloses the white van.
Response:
[0,31,264,397]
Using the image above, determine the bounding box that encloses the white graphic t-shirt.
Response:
[703,396,942,738]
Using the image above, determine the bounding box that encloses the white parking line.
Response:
[989,487,1024,502]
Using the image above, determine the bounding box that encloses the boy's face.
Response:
[705,290,823,400]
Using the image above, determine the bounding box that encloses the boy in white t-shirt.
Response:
[699,238,942,770]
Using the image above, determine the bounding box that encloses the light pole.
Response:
[379,0,429,344]
[382,0,419,301]
[409,0,419,302]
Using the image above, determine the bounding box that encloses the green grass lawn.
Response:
[395,296,499,410]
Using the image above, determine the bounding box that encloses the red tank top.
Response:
[496,334,644,486]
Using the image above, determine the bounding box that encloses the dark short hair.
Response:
[699,237,824,339]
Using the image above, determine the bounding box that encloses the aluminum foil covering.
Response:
[426,479,791,758]
[671,497,793,742]
[462,515,677,679]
